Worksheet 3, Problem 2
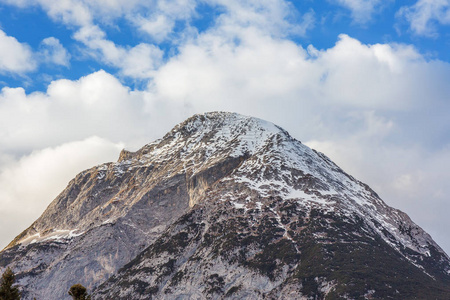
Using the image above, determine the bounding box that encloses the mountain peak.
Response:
[1,112,449,299]
[115,111,447,260]
[174,111,276,129]
[171,111,283,136]
[149,111,289,160]
[116,112,291,181]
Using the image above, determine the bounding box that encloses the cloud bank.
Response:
[0,137,123,249]
[0,0,449,256]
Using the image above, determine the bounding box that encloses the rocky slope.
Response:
[1,112,449,299]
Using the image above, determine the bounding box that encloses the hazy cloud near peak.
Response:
[0,137,123,250]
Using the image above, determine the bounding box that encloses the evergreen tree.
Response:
[68,284,91,300]
[0,267,20,300]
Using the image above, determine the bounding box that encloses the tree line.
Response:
[0,267,91,300]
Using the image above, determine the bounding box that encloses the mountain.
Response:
[1,112,449,299]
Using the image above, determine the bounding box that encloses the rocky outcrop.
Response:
[95,198,450,299]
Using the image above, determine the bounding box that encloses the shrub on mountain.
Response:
[68,284,91,300]
[0,267,20,300]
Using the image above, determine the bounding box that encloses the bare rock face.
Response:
[0,155,193,299]
[1,112,450,299]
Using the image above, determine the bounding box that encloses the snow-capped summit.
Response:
[136,112,446,259]
[1,112,449,299]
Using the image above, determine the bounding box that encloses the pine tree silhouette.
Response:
[0,267,20,300]
[68,284,91,300]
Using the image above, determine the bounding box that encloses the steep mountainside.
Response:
[1,112,449,299]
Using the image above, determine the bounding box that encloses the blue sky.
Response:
[1,1,449,92]
[0,0,449,255]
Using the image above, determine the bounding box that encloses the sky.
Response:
[0,0,449,255]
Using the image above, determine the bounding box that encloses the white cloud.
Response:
[398,0,450,37]
[146,30,450,252]
[333,0,386,23]
[311,34,445,110]
[209,0,315,37]
[39,37,71,67]
[73,25,164,78]
[121,44,164,78]
[0,70,164,154]
[135,14,175,42]
[133,0,197,41]
[0,0,450,256]
[133,0,314,42]
[0,0,315,79]
[0,137,123,250]
[38,0,93,26]
[0,30,36,74]
[151,30,450,117]
[0,31,69,76]
[0,1,167,77]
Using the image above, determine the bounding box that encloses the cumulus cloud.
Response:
[135,14,175,42]
[74,26,164,78]
[1,0,168,77]
[0,69,193,169]
[151,30,450,124]
[310,34,449,110]
[333,0,386,23]
[0,137,123,249]
[0,32,70,75]
[133,0,197,42]
[77,0,315,77]
[131,0,315,42]
[38,37,71,67]
[398,0,450,37]
[37,0,93,26]
[0,0,450,255]
[209,0,315,37]
[0,71,139,153]
[0,70,160,154]
[0,30,36,74]
[1,0,315,78]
